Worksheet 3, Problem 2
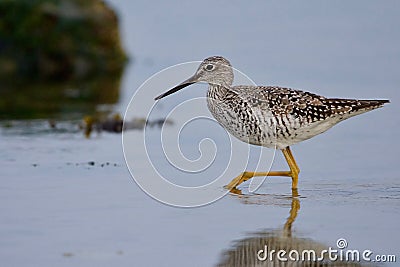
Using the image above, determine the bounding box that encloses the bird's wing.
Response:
[230,85,388,124]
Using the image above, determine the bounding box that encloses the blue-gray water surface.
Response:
[1,1,399,266]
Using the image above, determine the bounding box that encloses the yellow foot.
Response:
[228,188,243,195]
[229,187,299,197]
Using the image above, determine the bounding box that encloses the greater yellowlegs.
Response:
[155,56,389,192]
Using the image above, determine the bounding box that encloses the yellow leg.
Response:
[224,146,301,191]
[224,171,291,190]
[282,147,300,190]
[285,147,300,174]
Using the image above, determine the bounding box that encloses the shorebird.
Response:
[155,56,389,192]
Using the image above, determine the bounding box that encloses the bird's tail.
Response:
[353,99,390,112]
[326,98,389,112]
[322,98,389,120]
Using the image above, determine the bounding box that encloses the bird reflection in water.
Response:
[217,190,372,267]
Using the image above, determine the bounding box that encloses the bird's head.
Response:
[155,56,233,100]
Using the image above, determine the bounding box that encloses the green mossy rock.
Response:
[0,0,128,80]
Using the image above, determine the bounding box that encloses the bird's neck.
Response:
[207,84,230,101]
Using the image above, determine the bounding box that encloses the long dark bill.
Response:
[154,76,197,100]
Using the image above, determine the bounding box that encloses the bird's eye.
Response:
[204,64,215,71]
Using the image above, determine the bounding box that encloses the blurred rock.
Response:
[0,0,127,80]
[0,75,121,120]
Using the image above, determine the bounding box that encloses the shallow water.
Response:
[1,1,400,266]
[1,122,399,266]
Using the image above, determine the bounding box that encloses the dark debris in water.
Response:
[0,113,174,138]
[81,113,173,138]
[65,161,121,168]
